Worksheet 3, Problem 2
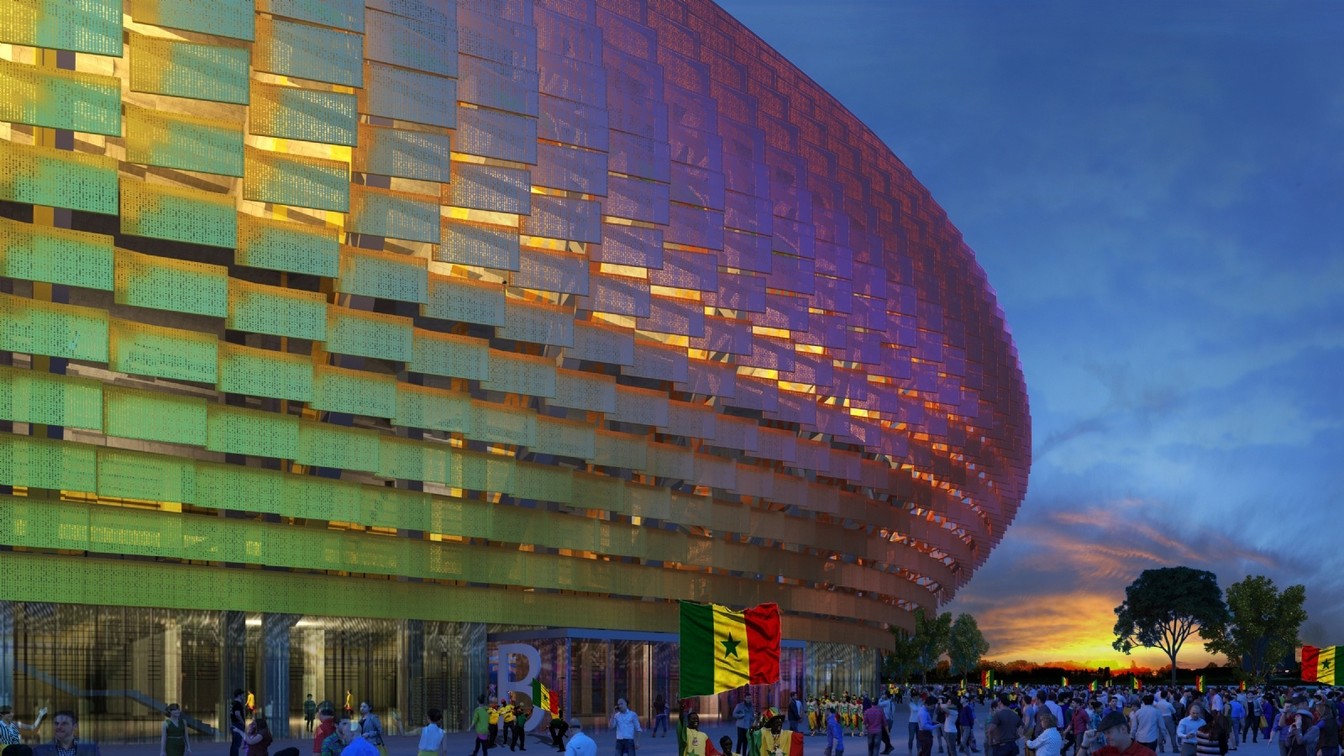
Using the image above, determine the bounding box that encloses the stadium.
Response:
[0,0,1030,741]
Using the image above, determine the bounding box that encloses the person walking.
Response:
[417,708,449,756]
[472,696,494,756]
[565,720,596,756]
[866,698,889,756]
[734,697,756,756]
[161,704,191,756]
[305,695,318,734]
[653,695,670,738]
[610,698,642,756]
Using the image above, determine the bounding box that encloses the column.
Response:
[262,614,299,737]
[0,602,14,707]
[401,620,425,733]
[221,611,247,734]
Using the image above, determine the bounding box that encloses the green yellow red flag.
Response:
[1320,646,1338,685]
[531,678,560,717]
[1195,674,1205,692]
[1061,676,1069,687]
[751,726,804,756]
[679,601,781,696]
[1302,646,1319,683]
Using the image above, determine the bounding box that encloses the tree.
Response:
[947,613,991,680]
[885,625,922,682]
[912,609,953,683]
[1203,575,1307,681]
[1113,566,1229,685]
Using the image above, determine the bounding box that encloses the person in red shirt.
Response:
[1088,711,1156,756]
[312,705,336,756]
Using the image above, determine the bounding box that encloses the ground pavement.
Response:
[68,703,1291,756]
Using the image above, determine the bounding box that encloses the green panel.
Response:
[0,366,103,431]
[0,59,121,135]
[217,343,313,402]
[336,248,428,304]
[409,331,489,380]
[594,431,647,472]
[124,105,245,177]
[251,82,357,147]
[129,33,250,105]
[0,293,109,363]
[533,416,596,460]
[471,403,536,447]
[393,385,473,434]
[121,180,237,248]
[363,60,456,130]
[497,299,574,347]
[285,474,361,522]
[255,16,362,87]
[295,421,380,473]
[511,463,572,504]
[205,404,300,459]
[113,248,229,318]
[244,147,349,212]
[0,216,114,290]
[109,320,218,384]
[362,486,428,531]
[194,460,285,515]
[132,0,255,40]
[180,516,257,562]
[311,366,397,419]
[0,498,93,551]
[0,434,97,491]
[265,0,363,31]
[452,451,515,493]
[103,386,208,447]
[423,275,505,326]
[97,447,195,502]
[553,369,617,413]
[377,436,453,483]
[357,124,451,183]
[227,280,327,341]
[349,186,441,244]
[485,352,556,397]
[574,473,627,515]
[89,504,184,559]
[0,141,118,214]
[236,214,339,278]
[325,307,413,362]
[0,0,124,56]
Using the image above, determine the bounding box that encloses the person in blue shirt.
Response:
[917,697,942,756]
[828,706,846,756]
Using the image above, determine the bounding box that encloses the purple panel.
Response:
[892,313,918,347]
[637,294,705,337]
[449,163,531,214]
[438,221,520,271]
[579,271,650,316]
[814,402,853,440]
[648,247,716,290]
[675,358,735,398]
[721,229,771,273]
[719,115,764,161]
[604,46,664,104]
[812,275,852,314]
[533,0,590,23]
[764,253,814,294]
[724,375,778,412]
[664,82,716,131]
[850,261,887,299]
[669,162,724,211]
[689,315,751,355]
[711,81,757,132]
[523,195,602,243]
[783,351,833,387]
[814,239,852,280]
[365,8,456,78]
[604,174,671,225]
[607,94,670,141]
[533,5,600,64]
[537,50,607,108]
[538,94,609,151]
[917,328,945,363]
[701,270,764,313]
[665,203,723,250]
[847,293,889,330]
[739,335,794,371]
[723,191,772,235]
[657,46,709,95]
[769,390,817,429]
[912,362,940,393]
[459,7,537,69]
[626,341,689,383]
[608,130,671,182]
[457,106,538,163]
[589,223,662,267]
[813,203,850,248]
[766,146,812,223]
[595,5,657,60]
[456,55,540,116]
[834,368,873,409]
[513,247,589,295]
[668,122,723,172]
[759,292,808,332]
[772,216,815,259]
[845,328,881,365]
[533,142,608,195]
[791,311,845,349]
[722,152,768,196]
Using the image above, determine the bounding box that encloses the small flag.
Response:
[981,670,993,688]
[1239,680,1247,692]
[1061,676,1069,687]
[1195,675,1206,693]
[960,678,967,692]
[679,601,781,696]
[1088,681,1097,692]
[531,679,560,717]
[1320,646,1338,685]
[1302,646,1320,683]
[1132,676,1141,691]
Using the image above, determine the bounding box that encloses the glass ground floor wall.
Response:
[0,602,488,743]
[487,629,880,728]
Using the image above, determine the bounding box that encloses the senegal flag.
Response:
[1061,676,1069,687]
[1302,645,1320,683]
[531,679,560,717]
[981,670,993,688]
[1132,676,1141,690]
[750,727,804,756]
[679,601,781,696]
[1195,675,1205,693]
[1320,646,1338,685]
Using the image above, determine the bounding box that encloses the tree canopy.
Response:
[913,609,953,683]
[948,613,991,679]
[1203,575,1307,681]
[885,624,922,682]
[1113,566,1229,684]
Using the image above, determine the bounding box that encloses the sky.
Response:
[715,0,1344,668]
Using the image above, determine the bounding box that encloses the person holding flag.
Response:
[678,706,724,756]
[753,708,805,756]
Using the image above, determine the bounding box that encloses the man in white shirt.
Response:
[1175,704,1204,756]
[1129,695,1162,751]
[565,719,596,756]
[610,698,642,756]
[1153,692,1176,753]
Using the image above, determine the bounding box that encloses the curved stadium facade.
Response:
[0,0,1029,742]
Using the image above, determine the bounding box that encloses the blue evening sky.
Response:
[715,0,1344,665]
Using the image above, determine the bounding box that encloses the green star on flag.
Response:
[722,634,741,658]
